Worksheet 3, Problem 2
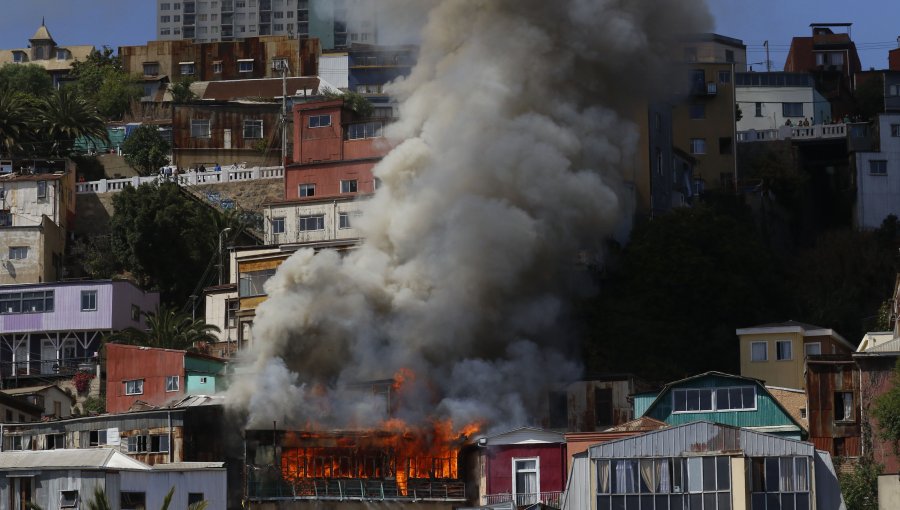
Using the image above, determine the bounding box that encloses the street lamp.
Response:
[218,227,232,285]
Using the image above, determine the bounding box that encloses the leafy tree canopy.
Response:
[106,305,220,350]
[872,359,900,457]
[170,76,197,104]
[0,63,53,100]
[122,125,171,175]
[69,46,141,120]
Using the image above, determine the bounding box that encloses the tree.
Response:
[324,90,374,117]
[69,46,141,120]
[0,90,32,156]
[107,305,220,350]
[109,182,227,305]
[170,76,197,103]
[123,125,171,175]
[872,360,900,456]
[855,75,884,121]
[584,204,787,381]
[38,87,108,156]
[0,63,53,99]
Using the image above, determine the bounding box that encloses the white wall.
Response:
[119,469,227,510]
[737,87,830,131]
[204,290,238,343]
[265,200,364,245]
[855,113,900,229]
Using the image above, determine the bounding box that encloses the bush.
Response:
[83,396,105,415]
[72,371,95,394]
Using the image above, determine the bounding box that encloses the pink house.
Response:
[469,427,567,508]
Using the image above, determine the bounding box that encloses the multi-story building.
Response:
[105,343,227,414]
[853,112,900,229]
[0,279,159,387]
[0,22,93,86]
[805,354,860,458]
[736,72,831,130]
[784,23,861,120]
[674,34,745,191]
[0,160,76,284]
[736,321,854,389]
[156,0,378,48]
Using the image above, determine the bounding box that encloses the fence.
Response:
[76,166,284,194]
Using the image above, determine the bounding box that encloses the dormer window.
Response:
[34,46,45,59]
[56,49,68,60]
[12,51,25,63]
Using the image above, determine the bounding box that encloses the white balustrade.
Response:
[76,166,284,194]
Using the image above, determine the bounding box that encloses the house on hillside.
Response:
[546,374,653,432]
[562,421,845,510]
[0,448,225,510]
[0,391,42,423]
[634,371,807,439]
[105,343,227,414]
[467,428,567,508]
[564,417,668,473]
[736,321,854,389]
[3,384,74,419]
[0,160,76,284]
[0,280,158,388]
[805,354,861,458]
[0,21,93,86]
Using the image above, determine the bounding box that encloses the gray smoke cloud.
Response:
[228,0,711,433]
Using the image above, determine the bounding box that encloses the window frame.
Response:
[776,340,792,361]
[804,342,821,357]
[340,179,358,193]
[689,138,706,155]
[125,379,144,396]
[37,180,48,199]
[238,59,254,73]
[59,490,79,508]
[869,159,888,176]
[272,216,285,234]
[512,457,540,506]
[8,246,28,260]
[121,491,147,510]
[750,341,768,362]
[782,102,803,118]
[834,391,855,422]
[191,119,211,139]
[298,183,316,197]
[166,375,180,392]
[80,290,98,311]
[308,114,332,128]
[243,119,264,139]
[298,214,325,232]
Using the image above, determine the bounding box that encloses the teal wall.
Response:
[645,375,799,432]
[186,373,218,394]
[184,356,226,394]
[634,392,659,418]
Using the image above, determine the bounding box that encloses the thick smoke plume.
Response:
[228,0,711,432]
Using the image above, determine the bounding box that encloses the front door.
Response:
[41,339,57,374]
[224,128,232,149]
[9,477,32,510]
[13,342,29,375]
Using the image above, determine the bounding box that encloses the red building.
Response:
[469,427,567,508]
[105,344,226,414]
[784,23,861,119]
[284,99,388,201]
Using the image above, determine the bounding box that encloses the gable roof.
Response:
[2,384,76,404]
[0,448,150,470]
[603,416,668,433]
[855,336,900,355]
[30,23,54,43]
[478,426,565,446]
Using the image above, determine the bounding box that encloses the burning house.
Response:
[244,424,472,507]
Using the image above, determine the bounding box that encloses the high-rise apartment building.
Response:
[156,0,377,49]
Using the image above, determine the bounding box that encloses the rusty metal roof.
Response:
[201,77,322,101]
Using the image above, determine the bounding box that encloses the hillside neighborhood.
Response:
[3,2,900,510]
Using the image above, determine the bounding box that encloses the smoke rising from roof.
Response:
[228,0,711,432]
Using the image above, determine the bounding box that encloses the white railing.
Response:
[483,491,562,507]
[76,166,284,194]
[736,123,847,143]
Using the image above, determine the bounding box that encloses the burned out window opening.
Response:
[126,433,169,453]
[121,492,146,510]
[44,433,66,450]
[88,429,108,446]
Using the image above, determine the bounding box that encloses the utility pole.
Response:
[273,58,290,167]
[764,40,771,72]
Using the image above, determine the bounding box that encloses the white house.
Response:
[736,72,831,131]
[855,113,900,229]
[263,195,365,246]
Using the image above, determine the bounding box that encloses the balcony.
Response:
[736,123,847,143]
[247,478,466,501]
[483,491,563,508]
[1,357,98,380]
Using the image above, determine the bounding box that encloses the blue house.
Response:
[633,372,806,439]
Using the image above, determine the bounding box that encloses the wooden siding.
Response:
[805,358,861,457]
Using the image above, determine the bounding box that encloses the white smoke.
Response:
[229,0,711,432]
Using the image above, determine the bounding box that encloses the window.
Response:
[750,457,810,510]
[166,375,180,392]
[45,433,66,449]
[238,59,254,72]
[751,341,768,361]
[21,291,54,312]
[870,160,888,175]
[239,268,276,297]
[298,183,316,197]
[513,458,540,506]
[718,70,731,84]
[755,102,763,117]
[340,179,358,193]
[121,492,146,510]
[180,62,196,75]
[199,376,208,384]
[308,114,331,128]
[298,215,325,231]
[782,102,803,117]
[143,62,159,76]
[126,434,169,453]
[174,15,181,22]
[243,119,263,138]
[0,210,10,227]
[596,456,731,510]
[347,121,383,140]
[719,137,732,155]
[60,490,78,508]
[835,392,854,421]
[213,61,223,74]
[188,494,205,506]
[9,246,28,260]
[689,104,705,119]
[689,138,706,155]
[37,180,47,198]
[81,290,97,311]
[191,119,211,138]
[125,379,144,395]
[161,2,171,8]
[161,15,171,22]
[226,298,239,327]
[776,340,792,361]
[131,304,141,321]
[56,49,68,60]
[673,388,714,412]
[89,429,108,446]
[892,125,900,137]
[804,342,821,357]
[272,216,285,234]
[160,28,171,35]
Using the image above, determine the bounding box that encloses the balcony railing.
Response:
[248,478,466,501]
[76,166,284,194]
[483,491,563,508]
[1,357,98,379]
[736,123,847,143]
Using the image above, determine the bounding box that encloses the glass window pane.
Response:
[780,458,794,492]
[656,459,672,493]
[611,495,626,510]
[598,496,612,510]
[718,492,731,510]
[743,387,755,408]
[626,496,639,510]
[729,388,742,409]
[751,493,766,510]
[767,492,781,510]
[687,458,703,493]
[670,494,683,510]
[765,458,779,492]
[640,459,654,493]
[689,494,702,510]
[672,459,684,493]
[686,390,700,411]
[674,391,687,412]
[656,495,670,510]
[703,492,716,510]
[716,388,729,410]
[795,458,808,491]
[795,493,810,510]
[641,495,654,509]
[716,457,730,490]
[782,493,795,510]
[699,390,713,411]
[703,457,716,491]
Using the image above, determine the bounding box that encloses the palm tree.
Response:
[86,486,111,510]
[107,304,220,350]
[0,90,31,156]
[39,87,108,156]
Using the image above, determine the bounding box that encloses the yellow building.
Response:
[736,321,854,389]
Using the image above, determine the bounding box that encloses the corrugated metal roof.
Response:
[588,421,815,458]
[858,336,900,353]
[0,448,150,470]
[479,426,565,445]
[201,76,322,101]
[152,461,225,470]
[604,416,668,432]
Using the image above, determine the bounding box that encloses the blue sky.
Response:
[0,1,895,71]
[710,0,900,71]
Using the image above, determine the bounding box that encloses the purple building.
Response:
[0,279,159,385]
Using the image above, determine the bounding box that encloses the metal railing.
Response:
[483,491,563,508]
[736,123,847,143]
[248,477,466,501]
[76,166,284,194]
[1,357,98,379]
